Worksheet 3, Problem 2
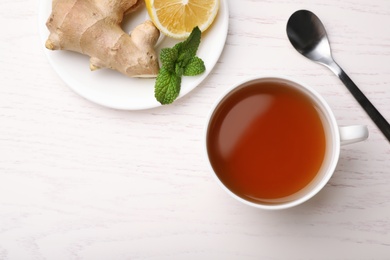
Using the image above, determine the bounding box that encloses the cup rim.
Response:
[204,75,341,210]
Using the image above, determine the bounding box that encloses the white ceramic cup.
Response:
[204,76,368,210]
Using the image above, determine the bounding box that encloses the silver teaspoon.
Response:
[287,9,390,142]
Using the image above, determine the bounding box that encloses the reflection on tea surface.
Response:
[218,94,274,159]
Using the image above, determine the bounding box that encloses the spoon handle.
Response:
[328,61,390,142]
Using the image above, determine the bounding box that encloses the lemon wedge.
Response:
[145,0,220,39]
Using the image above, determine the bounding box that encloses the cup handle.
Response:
[339,125,369,146]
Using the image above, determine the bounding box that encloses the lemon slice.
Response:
[145,0,220,39]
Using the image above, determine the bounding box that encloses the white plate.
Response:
[38,1,229,110]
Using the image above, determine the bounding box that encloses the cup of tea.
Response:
[204,76,368,210]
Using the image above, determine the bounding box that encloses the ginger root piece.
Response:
[45,0,160,77]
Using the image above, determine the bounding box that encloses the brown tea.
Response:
[207,80,326,203]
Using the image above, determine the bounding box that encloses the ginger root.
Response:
[45,0,160,77]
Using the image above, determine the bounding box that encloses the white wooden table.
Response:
[1,0,390,259]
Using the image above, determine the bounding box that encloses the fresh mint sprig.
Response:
[155,27,206,105]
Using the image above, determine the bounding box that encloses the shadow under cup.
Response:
[205,77,340,209]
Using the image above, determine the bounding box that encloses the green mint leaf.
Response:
[154,67,182,105]
[154,27,205,105]
[183,56,205,76]
[160,47,178,72]
[180,26,201,58]
[176,26,201,68]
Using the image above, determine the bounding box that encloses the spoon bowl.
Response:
[287,10,332,63]
[286,10,390,142]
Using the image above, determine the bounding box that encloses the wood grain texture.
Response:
[0,0,389,259]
